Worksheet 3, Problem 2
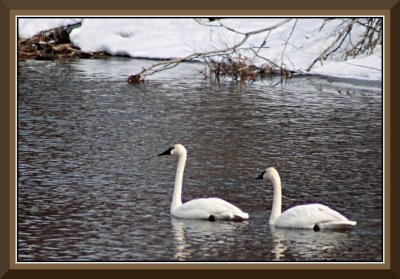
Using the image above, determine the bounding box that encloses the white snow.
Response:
[17,17,383,81]
[18,18,82,39]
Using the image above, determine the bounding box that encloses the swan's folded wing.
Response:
[275,203,354,229]
[316,220,357,230]
[176,198,248,220]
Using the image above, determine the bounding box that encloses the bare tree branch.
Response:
[280,19,298,70]
[306,18,357,72]
[306,18,381,72]
[128,18,381,83]
[128,18,291,83]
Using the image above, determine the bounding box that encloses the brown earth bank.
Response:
[18,24,108,61]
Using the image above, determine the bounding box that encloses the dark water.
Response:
[17,58,383,262]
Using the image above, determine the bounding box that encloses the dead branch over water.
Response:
[127,19,292,84]
[128,18,382,84]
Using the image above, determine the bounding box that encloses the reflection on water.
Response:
[171,217,250,261]
[17,58,383,262]
[269,226,359,261]
[270,227,287,260]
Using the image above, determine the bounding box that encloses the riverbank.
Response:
[18,18,383,82]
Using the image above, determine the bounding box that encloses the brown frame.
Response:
[1,0,398,277]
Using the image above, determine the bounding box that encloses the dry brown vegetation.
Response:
[18,25,108,61]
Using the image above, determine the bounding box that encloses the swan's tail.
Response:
[314,220,357,231]
[220,212,249,221]
[235,212,249,221]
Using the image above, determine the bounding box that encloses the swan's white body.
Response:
[256,167,356,230]
[159,144,249,221]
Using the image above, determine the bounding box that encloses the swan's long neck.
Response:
[269,172,282,225]
[171,153,186,213]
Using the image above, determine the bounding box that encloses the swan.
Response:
[255,167,356,230]
[159,144,249,221]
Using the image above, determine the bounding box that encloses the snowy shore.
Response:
[18,18,382,81]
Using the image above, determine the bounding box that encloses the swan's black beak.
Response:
[255,171,265,180]
[159,146,174,156]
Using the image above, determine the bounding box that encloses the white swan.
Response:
[159,144,249,221]
[255,167,356,230]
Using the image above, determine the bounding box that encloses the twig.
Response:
[306,18,356,72]
[280,19,298,71]
[341,61,381,71]
[248,49,279,68]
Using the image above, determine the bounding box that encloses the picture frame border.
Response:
[1,0,398,277]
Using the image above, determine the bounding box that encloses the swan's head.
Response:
[255,167,280,181]
[159,144,187,157]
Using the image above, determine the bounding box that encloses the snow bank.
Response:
[310,48,382,80]
[17,17,382,81]
[18,18,82,39]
